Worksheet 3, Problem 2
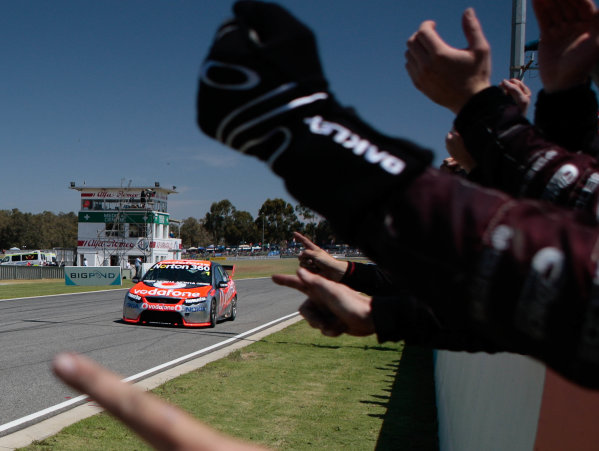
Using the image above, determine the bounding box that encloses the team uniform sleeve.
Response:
[264,104,599,387]
[198,2,599,388]
[371,295,506,352]
[357,170,599,388]
[454,87,599,217]
[534,82,599,157]
[340,261,398,296]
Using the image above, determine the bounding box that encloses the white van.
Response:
[0,250,57,266]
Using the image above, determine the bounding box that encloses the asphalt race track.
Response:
[0,277,304,433]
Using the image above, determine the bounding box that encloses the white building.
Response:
[69,183,182,267]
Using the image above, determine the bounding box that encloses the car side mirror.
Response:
[132,277,139,283]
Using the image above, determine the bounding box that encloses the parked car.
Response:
[0,250,57,266]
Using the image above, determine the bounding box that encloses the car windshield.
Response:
[142,262,212,285]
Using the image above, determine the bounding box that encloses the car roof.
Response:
[155,259,213,266]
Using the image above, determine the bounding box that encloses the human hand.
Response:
[272,268,375,337]
[445,130,476,173]
[405,8,491,114]
[500,78,531,115]
[197,1,329,159]
[52,353,266,451]
[533,0,599,92]
[440,157,465,174]
[294,231,348,282]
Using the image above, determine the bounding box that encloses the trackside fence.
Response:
[0,266,64,280]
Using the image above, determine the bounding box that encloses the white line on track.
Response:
[0,311,299,434]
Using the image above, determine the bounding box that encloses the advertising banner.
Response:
[65,266,122,286]
[78,211,169,224]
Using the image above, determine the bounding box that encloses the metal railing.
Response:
[0,266,64,280]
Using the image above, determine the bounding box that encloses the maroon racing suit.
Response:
[268,91,599,388]
[197,3,599,387]
[339,261,487,351]
[455,86,599,214]
[340,84,599,360]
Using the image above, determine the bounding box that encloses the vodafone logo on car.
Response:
[141,303,183,312]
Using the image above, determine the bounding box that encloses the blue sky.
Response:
[0,0,541,220]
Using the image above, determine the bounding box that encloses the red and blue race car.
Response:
[123,259,237,327]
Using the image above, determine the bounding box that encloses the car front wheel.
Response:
[209,299,217,328]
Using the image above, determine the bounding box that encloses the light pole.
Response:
[510,0,526,79]
[261,214,265,248]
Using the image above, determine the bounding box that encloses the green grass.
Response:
[0,279,134,299]
[223,257,301,279]
[21,322,438,451]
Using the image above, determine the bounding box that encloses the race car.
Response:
[122,259,237,328]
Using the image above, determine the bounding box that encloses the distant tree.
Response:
[303,221,317,241]
[0,209,77,250]
[37,211,58,248]
[295,203,319,240]
[257,198,301,245]
[195,219,214,247]
[53,212,78,248]
[5,209,32,249]
[314,219,337,247]
[43,211,77,248]
[180,217,206,248]
[295,204,315,223]
[203,200,236,245]
[225,210,258,245]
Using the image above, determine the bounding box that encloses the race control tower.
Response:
[69,182,182,267]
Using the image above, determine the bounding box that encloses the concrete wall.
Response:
[434,351,546,451]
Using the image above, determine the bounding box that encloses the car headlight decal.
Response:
[127,292,142,302]
[184,297,207,305]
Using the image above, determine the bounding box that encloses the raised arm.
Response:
[197,1,599,388]
[405,8,491,114]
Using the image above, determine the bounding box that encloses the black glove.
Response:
[197,1,433,239]
[197,1,328,161]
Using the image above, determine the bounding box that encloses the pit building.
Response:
[69,183,182,267]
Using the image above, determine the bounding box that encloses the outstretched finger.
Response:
[52,353,214,450]
[297,251,322,273]
[461,8,489,52]
[293,231,318,250]
[412,20,447,55]
[557,0,596,23]
[295,268,345,310]
[233,0,312,44]
[502,78,531,97]
[299,248,322,261]
[271,273,309,294]
[532,0,558,33]
[510,78,531,96]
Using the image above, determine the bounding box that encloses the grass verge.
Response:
[21,321,438,450]
[0,279,134,299]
